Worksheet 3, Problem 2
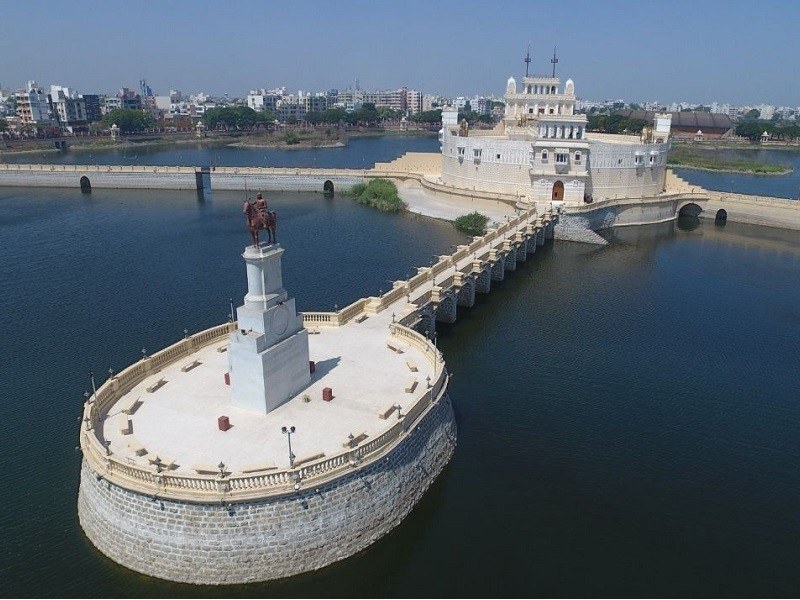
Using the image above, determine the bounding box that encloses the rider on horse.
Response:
[244,192,277,247]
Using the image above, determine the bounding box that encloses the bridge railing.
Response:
[80,321,447,502]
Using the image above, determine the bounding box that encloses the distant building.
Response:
[247,89,281,114]
[117,88,142,110]
[405,88,422,114]
[81,94,102,122]
[49,85,88,132]
[102,97,122,114]
[139,79,153,98]
[15,81,56,127]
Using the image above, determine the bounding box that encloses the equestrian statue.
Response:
[243,192,277,247]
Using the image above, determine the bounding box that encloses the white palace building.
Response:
[440,72,673,205]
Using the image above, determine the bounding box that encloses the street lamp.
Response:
[89,370,97,401]
[282,426,296,468]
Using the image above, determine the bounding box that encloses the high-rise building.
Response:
[15,81,56,127]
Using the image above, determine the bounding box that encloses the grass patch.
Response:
[668,147,790,174]
[348,178,405,212]
[454,212,489,236]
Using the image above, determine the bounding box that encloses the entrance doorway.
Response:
[552,180,564,201]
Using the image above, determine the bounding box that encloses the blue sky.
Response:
[1,0,797,105]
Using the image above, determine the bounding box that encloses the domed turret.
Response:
[506,76,517,94]
[565,78,575,96]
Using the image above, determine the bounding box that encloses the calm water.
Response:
[0,184,799,597]
[2,135,440,169]
[675,147,800,199]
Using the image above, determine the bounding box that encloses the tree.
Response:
[202,106,274,130]
[409,109,442,124]
[744,109,761,120]
[101,108,155,133]
[0,118,7,132]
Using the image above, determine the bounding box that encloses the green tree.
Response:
[203,107,272,130]
[0,118,7,132]
[409,109,442,124]
[101,108,155,133]
[744,109,761,120]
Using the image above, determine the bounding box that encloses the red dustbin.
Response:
[322,387,333,402]
[309,361,316,374]
[224,372,231,386]
[218,416,231,431]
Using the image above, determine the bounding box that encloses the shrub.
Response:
[454,212,489,236]
[349,178,405,212]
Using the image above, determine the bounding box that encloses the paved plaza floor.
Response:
[102,312,433,474]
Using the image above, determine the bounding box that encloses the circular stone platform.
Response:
[77,243,456,584]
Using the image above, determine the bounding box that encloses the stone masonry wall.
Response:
[78,393,457,585]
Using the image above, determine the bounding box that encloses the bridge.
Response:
[0,163,369,195]
[301,205,558,335]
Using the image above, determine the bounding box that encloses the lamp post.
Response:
[89,370,97,401]
[282,426,296,468]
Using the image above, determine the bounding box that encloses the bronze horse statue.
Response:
[243,200,277,247]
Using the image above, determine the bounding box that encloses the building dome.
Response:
[506,77,517,94]
[565,78,575,95]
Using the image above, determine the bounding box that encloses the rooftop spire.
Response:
[524,42,531,78]
[551,46,559,78]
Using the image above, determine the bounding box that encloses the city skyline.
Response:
[1,0,798,105]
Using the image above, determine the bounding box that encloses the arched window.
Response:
[541,150,548,162]
[574,151,581,164]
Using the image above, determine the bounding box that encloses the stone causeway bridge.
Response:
[300,205,558,334]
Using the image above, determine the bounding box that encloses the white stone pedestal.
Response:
[228,243,310,414]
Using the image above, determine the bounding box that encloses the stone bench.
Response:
[355,314,368,323]
[127,438,147,456]
[293,451,325,467]
[181,360,201,373]
[119,396,142,415]
[405,378,418,394]
[378,404,399,420]
[405,359,418,372]
[239,462,278,474]
[216,344,228,353]
[119,417,132,436]
[386,341,404,354]
[146,378,167,393]
[342,432,368,448]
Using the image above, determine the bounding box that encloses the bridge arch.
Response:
[323,180,334,196]
[715,208,728,225]
[677,202,703,218]
[80,175,92,194]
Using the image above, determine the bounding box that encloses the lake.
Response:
[0,138,798,597]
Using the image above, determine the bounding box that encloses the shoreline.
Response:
[0,129,437,158]
[668,162,793,176]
